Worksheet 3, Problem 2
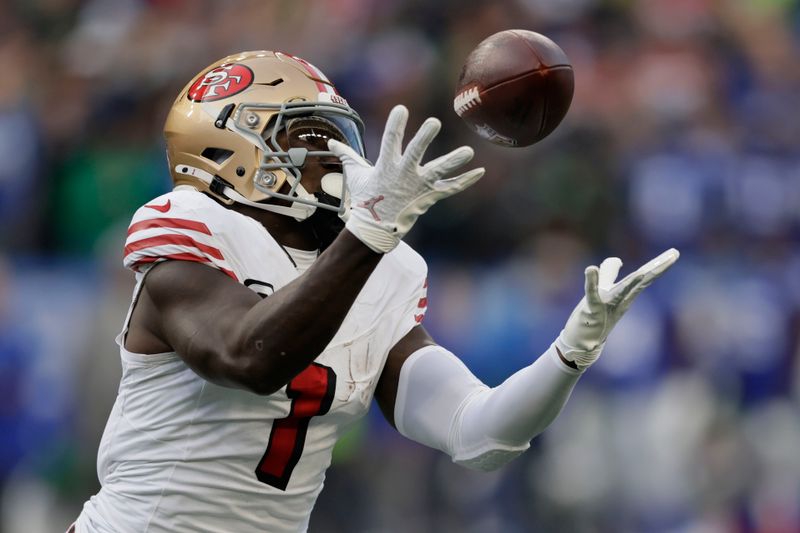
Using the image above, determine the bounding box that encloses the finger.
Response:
[598,257,622,290]
[432,167,485,195]
[614,248,680,288]
[424,146,475,181]
[633,248,680,279]
[584,266,602,306]
[327,139,369,167]
[612,250,679,308]
[609,273,645,306]
[616,275,656,313]
[623,278,651,304]
[379,105,409,162]
[620,251,678,304]
[402,117,441,165]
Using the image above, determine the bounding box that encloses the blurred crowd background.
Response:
[1,0,799,531]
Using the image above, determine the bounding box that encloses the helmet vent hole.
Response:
[260,78,284,87]
[201,147,234,164]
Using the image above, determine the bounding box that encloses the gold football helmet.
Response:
[164,51,365,220]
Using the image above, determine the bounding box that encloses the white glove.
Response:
[327,105,485,253]
[555,248,680,370]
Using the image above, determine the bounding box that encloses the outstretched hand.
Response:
[556,248,680,370]
[328,105,484,253]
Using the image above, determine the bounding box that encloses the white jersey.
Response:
[77,189,428,533]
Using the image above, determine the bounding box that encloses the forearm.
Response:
[392,250,678,469]
[236,230,381,392]
[455,346,579,463]
[394,343,581,471]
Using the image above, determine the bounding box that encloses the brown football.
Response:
[454,30,574,147]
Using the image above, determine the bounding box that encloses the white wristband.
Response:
[345,215,399,253]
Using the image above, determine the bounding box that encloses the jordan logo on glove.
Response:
[328,105,485,253]
[357,195,385,221]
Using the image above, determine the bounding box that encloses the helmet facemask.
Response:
[227,100,365,221]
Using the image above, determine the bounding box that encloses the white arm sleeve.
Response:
[394,343,581,471]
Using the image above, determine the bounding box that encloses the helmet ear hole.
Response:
[201,147,234,164]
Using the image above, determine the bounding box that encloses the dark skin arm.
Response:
[126,229,381,395]
[374,325,435,428]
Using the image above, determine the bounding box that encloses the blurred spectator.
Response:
[0,29,45,250]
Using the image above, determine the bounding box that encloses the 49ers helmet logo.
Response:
[187,64,254,102]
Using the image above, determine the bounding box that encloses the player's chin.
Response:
[303,192,345,251]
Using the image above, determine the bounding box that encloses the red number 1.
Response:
[256,363,336,490]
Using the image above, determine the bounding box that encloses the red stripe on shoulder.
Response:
[124,234,225,261]
[131,255,238,281]
[128,217,212,236]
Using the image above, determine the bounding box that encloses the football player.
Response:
[73,51,678,532]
